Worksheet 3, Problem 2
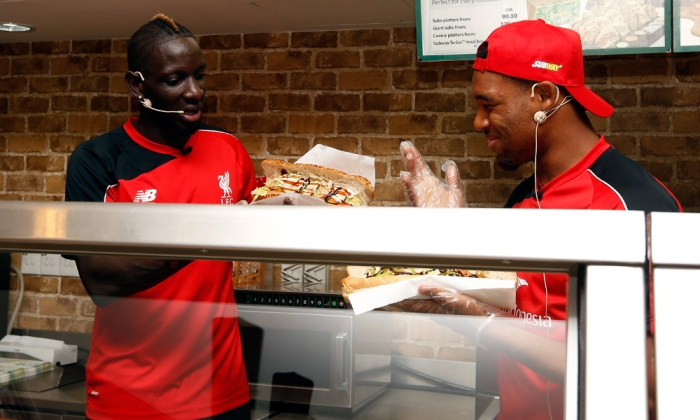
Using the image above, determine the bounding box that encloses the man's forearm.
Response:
[74,255,192,306]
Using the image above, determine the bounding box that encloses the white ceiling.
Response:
[0,0,417,43]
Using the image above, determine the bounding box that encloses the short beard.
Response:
[496,156,522,171]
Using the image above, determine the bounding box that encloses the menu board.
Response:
[674,0,700,51]
[416,0,671,61]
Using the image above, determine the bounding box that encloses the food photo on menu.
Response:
[679,0,700,46]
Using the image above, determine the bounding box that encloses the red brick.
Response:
[675,60,700,83]
[203,96,218,113]
[584,62,608,84]
[203,51,218,72]
[314,94,360,112]
[388,115,438,135]
[416,93,466,112]
[28,115,65,132]
[0,43,30,56]
[393,70,439,90]
[50,95,86,112]
[269,93,311,111]
[638,161,673,182]
[338,115,386,134]
[313,137,359,153]
[10,97,49,113]
[0,193,21,201]
[466,182,516,204]
[108,116,130,131]
[6,174,44,192]
[80,300,96,317]
[220,94,266,112]
[0,117,25,133]
[393,27,416,44]
[236,135,265,155]
[413,137,465,157]
[200,116,238,133]
[610,111,669,132]
[268,51,312,70]
[340,29,390,47]
[290,72,337,90]
[267,136,310,156]
[642,87,700,107]
[364,48,413,68]
[244,33,289,49]
[110,75,129,93]
[363,93,412,112]
[0,136,5,152]
[363,138,404,156]
[112,39,129,54]
[29,77,66,93]
[289,114,335,134]
[0,97,6,114]
[456,160,491,180]
[442,116,472,134]
[442,69,472,88]
[25,194,63,201]
[50,56,89,74]
[59,317,93,333]
[593,88,637,107]
[46,174,65,193]
[241,115,285,133]
[0,57,8,75]
[242,73,287,91]
[72,40,111,54]
[670,183,700,208]
[610,59,669,84]
[373,180,405,202]
[50,135,86,153]
[641,136,700,156]
[0,77,28,93]
[199,34,242,50]
[90,95,128,113]
[673,111,700,133]
[32,41,70,55]
[67,114,108,133]
[606,135,637,156]
[12,57,49,75]
[60,278,88,296]
[27,155,64,172]
[206,73,240,91]
[678,161,700,180]
[0,156,24,171]
[70,76,109,92]
[291,32,337,48]
[8,135,46,152]
[316,51,361,69]
[339,70,388,91]
[91,56,128,73]
[466,135,494,157]
[221,52,265,70]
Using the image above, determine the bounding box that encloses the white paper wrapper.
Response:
[348,276,516,315]
[251,145,375,206]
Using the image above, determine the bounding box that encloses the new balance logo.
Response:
[134,189,157,202]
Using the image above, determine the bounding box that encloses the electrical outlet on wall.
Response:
[59,256,79,277]
[21,253,41,275]
[40,254,60,276]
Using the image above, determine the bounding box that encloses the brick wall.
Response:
[1,28,699,333]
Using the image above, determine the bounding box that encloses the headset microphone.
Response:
[133,71,185,114]
[138,97,185,114]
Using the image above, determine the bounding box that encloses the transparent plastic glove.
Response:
[400,141,467,208]
[392,283,504,317]
[235,200,249,205]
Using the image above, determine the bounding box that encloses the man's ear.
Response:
[531,81,559,110]
[125,71,144,100]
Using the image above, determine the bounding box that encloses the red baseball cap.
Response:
[473,19,613,118]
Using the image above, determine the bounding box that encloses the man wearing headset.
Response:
[64,15,253,420]
[398,19,681,420]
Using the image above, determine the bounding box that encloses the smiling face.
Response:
[141,36,206,135]
[472,71,537,171]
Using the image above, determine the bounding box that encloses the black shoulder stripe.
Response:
[504,175,537,208]
[589,147,680,213]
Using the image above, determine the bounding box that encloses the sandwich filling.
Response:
[364,267,481,278]
[252,171,366,206]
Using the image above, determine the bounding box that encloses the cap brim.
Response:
[567,85,613,118]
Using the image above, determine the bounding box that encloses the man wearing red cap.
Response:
[399,19,681,420]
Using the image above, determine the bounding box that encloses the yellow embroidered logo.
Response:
[532,60,563,71]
